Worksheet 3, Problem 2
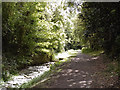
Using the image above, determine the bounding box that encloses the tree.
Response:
[79,2,120,58]
[2,1,77,81]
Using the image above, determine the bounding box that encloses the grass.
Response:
[19,59,68,88]
[81,47,104,56]
[82,47,118,74]
[67,49,80,56]
[20,70,51,88]
[105,61,119,75]
[19,50,79,88]
[82,47,119,88]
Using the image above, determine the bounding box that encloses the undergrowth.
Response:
[19,58,69,88]
[81,47,104,56]
[82,47,119,87]
[19,50,79,88]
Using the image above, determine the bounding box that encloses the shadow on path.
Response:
[33,53,118,88]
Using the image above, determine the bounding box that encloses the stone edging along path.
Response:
[0,50,80,88]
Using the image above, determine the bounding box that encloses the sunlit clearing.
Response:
[56,52,70,59]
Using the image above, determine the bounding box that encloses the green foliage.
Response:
[82,47,104,56]
[79,2,120,59]
[2,1,77,81]
[82,47,94,53]
[20,70,51,88]
[2,2,62,81]
[19,56,69,88]
[105,61,118,74]
[3,1,120,83]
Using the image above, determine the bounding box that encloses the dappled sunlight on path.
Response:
[0,50,81,88]
[34,53,118,88]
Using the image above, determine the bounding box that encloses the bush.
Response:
[81,47,93,53]
[31,49,55,65]
[82,47,104,56]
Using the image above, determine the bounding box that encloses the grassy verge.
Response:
[82,47,118,73]
[82,47,119,88]
[19,50,79,88]
[81,47,104,56]
[19,59,68,88]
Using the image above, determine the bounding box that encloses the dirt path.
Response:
[33,53,118,88]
